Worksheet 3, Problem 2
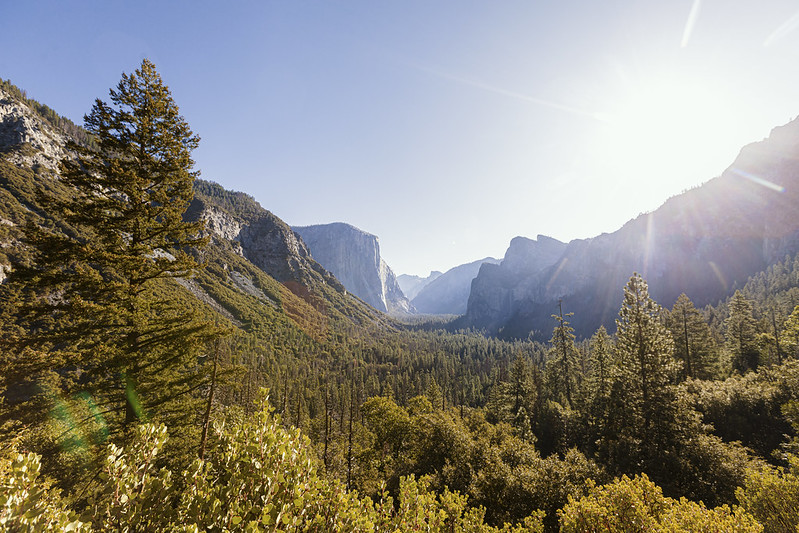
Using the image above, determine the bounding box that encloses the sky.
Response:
[3,1,799,276]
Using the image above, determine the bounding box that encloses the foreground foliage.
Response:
[0,396,544,532]
[6,397,789,532]
[559,474,762,532]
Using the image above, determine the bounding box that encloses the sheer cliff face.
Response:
[464,236,567,332]
[465,117,799,340]
[293,223,413,315]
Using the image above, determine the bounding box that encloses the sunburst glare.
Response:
[591,71,749,209]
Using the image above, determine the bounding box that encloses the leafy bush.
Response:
[560,473,762,532]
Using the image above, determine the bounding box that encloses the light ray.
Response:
[412,64,607,121]
[764,9,799,47]
[545,257,569,292]
[642,213,655,277]
[681,0,702,48]
[707,261,727,291]
[730,167,785,192]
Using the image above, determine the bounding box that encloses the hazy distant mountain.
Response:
[463,117,799,339]
[411,258,499,315]
[293,223,413,315]
[398,271,442,300]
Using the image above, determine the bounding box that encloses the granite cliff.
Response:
[293,223,413,315]
[184,183,340,289]
[0,85,68,171]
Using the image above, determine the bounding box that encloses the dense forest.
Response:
[2,61,799,531]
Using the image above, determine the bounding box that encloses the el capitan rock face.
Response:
[464,117,799,339]
[293,222,413,315]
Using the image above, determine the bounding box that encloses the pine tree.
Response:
[725,291,760,373]
[4,60,217,451]
[665,294,718,380]
[601,273,681,475]
[584,326,614,449]
[546,301,579,409]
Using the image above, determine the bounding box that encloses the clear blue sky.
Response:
[4,1,799,276]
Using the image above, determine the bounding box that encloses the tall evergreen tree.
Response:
[583,326,614,450]
[666,294,718,380]
[615,274,678,436]
[546,301,579,409]
[485,354,537,442]
[600,273,680,475]
[2,60,216,451]
[725,291,760,373]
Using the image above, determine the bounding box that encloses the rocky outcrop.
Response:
[411,258,498,315]
[0,87,68,170]
[398,271,442,301]
[239,213,318,284]
[186,182,338,288]
[464,117,799,339]
[293,222,413,315]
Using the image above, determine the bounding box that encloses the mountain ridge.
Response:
[462,118,799,339]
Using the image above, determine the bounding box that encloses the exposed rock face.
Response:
[185,182,338,288]
[464,117,799,339]
[0,87,67,170]
[464,237,566,333]
[293,222,413,315]
[398,271,442,301]
[202,205,242,242]
[411,258,498,315]
[239,213,315,283]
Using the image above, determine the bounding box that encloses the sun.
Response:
[590,70,752,207]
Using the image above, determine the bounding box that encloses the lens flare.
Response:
[77,391,109,443]
[125,374,145,420]
[681,0,702,48]
[730,167,785,193]
[707,261,727,292]
[545,257,569,292]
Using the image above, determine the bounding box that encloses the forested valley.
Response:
[2,62,799,532]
